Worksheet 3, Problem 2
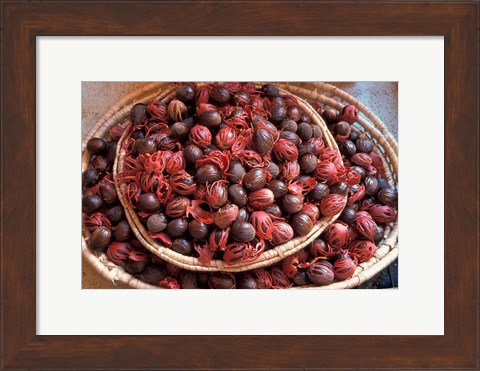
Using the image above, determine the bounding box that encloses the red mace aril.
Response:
[273,139,298,162]
[214,204,239,229]
[253,269,273,289]
[351,153,373,168]
[248,188,275,210]
[280,254,300,279]
[165,151,185,174]
[271,221,294,245]
[280,161,301,181]
[205,180,229,209]
[169,171,196,195]
[333,251,358,280]
[302,203,320,221]
[315,160,338,182]
[209,228,230,251]
[106,242,132,266]
[147,100,169,122]
[359,197,376,211]
[324,221,350,249]
[369,204,397,223]
[223,243,248,265]
[320,193,346,216]
[270,267,293,289]
[208,272,236,289]
[347,184,366,205]
[159,277,181,289]
[309,137,325,156]
[194,239,214,264]
[167,99,188,121]
[165,196,190,218]
[189,124,212,148]
[355,211,377,241]
[348,240,377,263]
[338,104,358,125]
[109,125,125,141]
[250,211,273,240]
[215,126,237,150]
[309,238,339,258]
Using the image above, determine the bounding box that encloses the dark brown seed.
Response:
[377,177,390,189]
[210,86,230,105]
[280,194,303,214]
[237,208,250,222]
[113,220,132,242]
[264,204,283,218]
[299,154,318,174]
[166,218,189,237]
[377,188,398,206]
[340,140,357,157]
[133,137,157,155]
[131,103,148,124]
[125,260,147,275]
[108,206,125,225]
[356,137,374,153]
[270,105,287,123]
[170,122,190,139]
[188,220,209,240]
[243,168,267,191]
[131,130,145,140]
[233,91,252,106]
[298,141,317,157]
[87,138,107,155]
[253,128,274,154]
[287,106,302,122]
[176,84,196,103]
[330,182,348,196]
[196,164,222,184]
[99,182,118,204]
[321,108,338,125]
[297,122,313,141]
[82,169,100,187]
[267,180,288,199]
[279,119,298,132]
[147,213,168,233]
[293,270,309,286]
[237,273,258,289]
[106,142,117,164]
[374,225,385,244]
[137,193,161,213]
[230,221,256,243]
[91,156,109,173]
[310,183,330,202]
[171,238,193,255]
[261,84,280,97]
[364,176,379,196]
[349,126,362,141]
[228,184,248,206]
[266,162,280,178]
[307,261,334,285]
[228,161,246,183]
[140,266,167,285]
[199,110,222,129]
[90,226,112,251]
[290,212,313,236]
[339,206,357,225]
[179,271,198,289]
[183,144,203,165]
[279,131,301,146]
[82,194,103,213]
[208,272,236,289]
[312,125,323,139]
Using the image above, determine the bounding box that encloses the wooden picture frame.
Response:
[1,1,478,369]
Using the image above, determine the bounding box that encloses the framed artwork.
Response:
[1,1,478,369]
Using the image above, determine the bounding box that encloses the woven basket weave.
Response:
[113,83,345,273]
[82,82,398,289]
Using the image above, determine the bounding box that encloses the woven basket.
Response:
[82,82,398,289]
[113,83,345,273]
[278,82,399,289]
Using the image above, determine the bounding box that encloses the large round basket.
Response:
[82,82,398,289]
[113,83,345,273]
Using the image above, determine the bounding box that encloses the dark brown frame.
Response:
[1,1,478,370]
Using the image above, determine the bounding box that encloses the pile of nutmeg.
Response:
[82,82,397,288]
